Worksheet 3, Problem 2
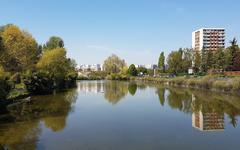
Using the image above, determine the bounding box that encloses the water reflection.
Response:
[128,82,138,96]
[104,81,129,105]
[77,81,131,104]
[192,110,224,131]
[77,81,240,129]
[0,88,77,150]
[156,87,165,106]
[154,86,240,131]
[1,81,240,149]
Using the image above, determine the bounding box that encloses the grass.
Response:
[132,75,240,93]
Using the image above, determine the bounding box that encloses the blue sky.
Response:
[0,0,240,65]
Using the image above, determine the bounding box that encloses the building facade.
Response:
[192,28,225,51]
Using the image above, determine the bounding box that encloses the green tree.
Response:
[137,66,148,75]
[0,25,39,72]
[224,48,233,71]
[36,48,76,88]
[43,36,64,50]
[206,50,214,71]
[213,49,225,71]
[167,48,192,74]
[193,51,201,73]
[103,54,126,74]
[181,48,192,73]
[158,52,165,72]
[201,49,214,73]
[167,50,183,74]
[227,38,240,71]
[128,64,138,76]
[201,48,207,72]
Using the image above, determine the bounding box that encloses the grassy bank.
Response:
[131,76,240,93]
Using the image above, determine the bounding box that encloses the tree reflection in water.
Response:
[156,87,165,106]
[0,88,77,150]
[1,81,240,149]
[128,82,138,96]
[104,81,129,105]
[155,85,240,130]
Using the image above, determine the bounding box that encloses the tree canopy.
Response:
[103,54,126,74]
[0,25,39,72]
[44,36,64,50]
[158,52,165,72]
[36,48,74,78]
[128,64,138,76]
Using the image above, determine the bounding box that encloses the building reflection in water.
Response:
[191,94,225,132]
[77,81,130,105]
[192,111,224,131]
[77,81,104,94]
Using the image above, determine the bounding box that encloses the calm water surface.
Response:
[0,80,240,150]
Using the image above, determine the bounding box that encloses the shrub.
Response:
[0,78,11,100]
[10,72,21,84]
[232,78,240,91]
[187,78,199,87]
[106,73,129,80]
[198,75,215,89]
[65,71,77,88]
[212,80,232,91]
[0,67,11,100]
[22,70,54,95]
[77,76,90,80]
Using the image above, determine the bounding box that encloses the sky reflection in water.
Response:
[0,80,240,150]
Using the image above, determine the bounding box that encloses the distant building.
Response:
[135,64,145,68]
[90,64,103,71]
[135,64,157,70]
[79,64,103,72]
[145,64,158,70]
[192,28,225,52]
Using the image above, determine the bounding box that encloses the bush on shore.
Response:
[22,70,54,95]
[64,71,78,88]
[0,67,12,100]
[132,75,240,93]
[22,70,77,95]
[106,73,130,81]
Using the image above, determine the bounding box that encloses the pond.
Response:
[0,80,240,150]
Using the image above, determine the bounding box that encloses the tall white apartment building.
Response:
[192,28,225,51]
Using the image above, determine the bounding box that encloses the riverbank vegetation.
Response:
[79,37,240,93]
[131,76,240,93]
[0,24,77,100]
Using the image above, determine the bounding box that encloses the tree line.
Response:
[101,38,240,79]
[0,24,77,100]
[101,54,153,80]
[157,38,240,75]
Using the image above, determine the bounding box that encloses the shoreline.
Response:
[130,76,240,95]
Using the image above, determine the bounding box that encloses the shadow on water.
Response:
[0,88,78,150]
